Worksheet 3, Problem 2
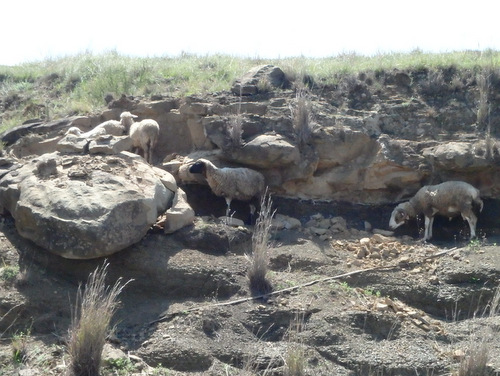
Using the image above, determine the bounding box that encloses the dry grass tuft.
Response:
[477,70,491,129]
[247,190,275,295]
[227,113,243,148]
[456,285,500,376]
[284,312,307,376]
[290,89,314,147]
[66,262,130,376]
[457,341,491,376]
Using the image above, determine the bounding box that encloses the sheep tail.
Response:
[474,196,484,213]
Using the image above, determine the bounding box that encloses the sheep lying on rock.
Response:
[188,158,266,220]
[389,181,483,241]
[120,112,159,164]
[65,118,126,139]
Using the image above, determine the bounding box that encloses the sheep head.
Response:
[389,202,412,229]
[120,111,137,120]
[120,111,138,129]
[189,159,210,178]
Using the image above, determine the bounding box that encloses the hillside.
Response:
[0,53,500,376]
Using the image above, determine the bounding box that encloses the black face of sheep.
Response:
[189,161,207,177]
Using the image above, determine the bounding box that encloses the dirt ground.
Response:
[0,204,500,376]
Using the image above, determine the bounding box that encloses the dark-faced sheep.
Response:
[389,181,483,241]
[188,158,266,220]
[120,112,159,164]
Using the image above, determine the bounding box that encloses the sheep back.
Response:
[410,181,482,218]
[130,120,159,144]
[96,119,125,136]
[206,166,265,202]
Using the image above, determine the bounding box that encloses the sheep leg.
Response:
[463,212,478,239]
[424,216,434,241]
[248,204,257,225]
[225,197,232,217]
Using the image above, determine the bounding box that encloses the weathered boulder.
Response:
[423,140,493,171]
[88,135,133,155]
[232,65,289,95]
[224,133,300,168]
[12,135,63,158]
[56,133,88,154]
[0,151,175,259]
[164,187,195,234]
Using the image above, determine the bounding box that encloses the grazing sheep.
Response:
[389,181,483,241]
[120,112,159,164]
[188,158,266,220]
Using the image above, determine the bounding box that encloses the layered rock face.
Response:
[2,64,500,256]
[4,65,499,205]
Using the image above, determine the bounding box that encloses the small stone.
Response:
[356,248,368,259]
[428,275,439,285]
[351,259,363,267]
[371,233,393,243]
[381,248,391,258]
[399,256,411,266]
[453,349,465,360]
[359,237,371,245]
[375,303,389,311]
[407,311,420,318]
[318,218,331,229]
[311,227,328,236]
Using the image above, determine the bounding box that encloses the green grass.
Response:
[0,264,19,283]
[11,330,30,364]
[2,49,500,134]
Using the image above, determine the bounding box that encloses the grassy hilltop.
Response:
[1,49,500,135]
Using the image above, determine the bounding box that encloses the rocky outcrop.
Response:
[5,65,499,207]
[231,64,289,95]
[3,64,500,250]
[0,152,175,259]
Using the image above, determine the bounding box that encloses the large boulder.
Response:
[232,65,289,95]
[0,151,175,259]
[225,133,300,168]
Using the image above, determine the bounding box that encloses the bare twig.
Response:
[149,246,460,326]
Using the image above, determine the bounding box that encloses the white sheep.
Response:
[389,181,483,241]
[188,158,266,220]
[65,116,126,139]
[65,126,107,139]
[93,118,126,136]
[119,112,159,164]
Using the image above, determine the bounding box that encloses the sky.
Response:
[2,0,500,66]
